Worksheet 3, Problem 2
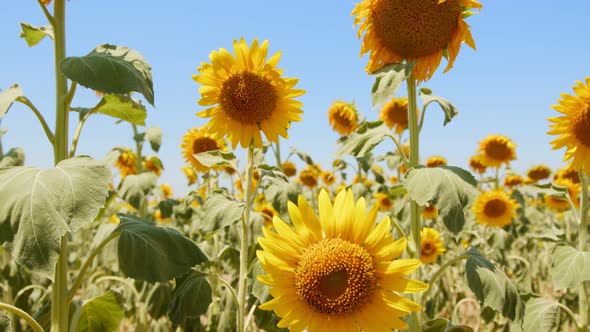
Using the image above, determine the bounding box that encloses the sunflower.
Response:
[154,210,171,224]
[425,156,447,168]
[526,165,551,182]
[420,227,445,264]
[353,0,482,82]
[321,171,336,186]
[389,175,399,185]
[328,101,359,136]
[299,167,319,188]
[181,166,197,185]
[544,178,580,211]
[378,97,415,134]
[548,77,590,171]
[255,201,279,229]
[257,189,427,331]
[374,192,393,211]
[472,190,518,228]
[281,161,297,177]
[160,183,173,199]
[143,156,163,176]
[180,127,227,172]
[193,38,305,149]
[469,155,487,174]
[503,174,524,189]
[476,134,517,168]
[115,149,138,178]
[421,203,438,220]
[554,165,581,184]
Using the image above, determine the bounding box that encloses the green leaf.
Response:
[115,214,208,282]
[258,164,289,187]
[117,173,158,210]
[419,88,459,126]
[291,148,314,165]
[465,248,525,322]
[550,244,590,289]
[93,94,147,125]
[168,272,212,326]
[522,298,558,332]
[0,84,24,118]
[0,312,11,331]
[75,291,124,332]
[0,147,25,167]
[371,63,414,107]
[145,126,163,152]
[335,121,393,158]
[159,199,180,218]
[522,183,568,199]
[194,150,238,172]
[251,260,269,302]
[0,156,110,279]
[405,166,478,234]
[19,23,54,47]
[146,283,173,319]
[60,44,155,106]
[424,318,449,332]
[199,189,245,232]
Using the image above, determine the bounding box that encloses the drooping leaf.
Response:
[0,84,24,118]
[159,199,180,218]
[60,44,154,105]
[75,291,124,332]
[115,214,208,283]
[168,271,212,326]
[92,94,147,125]
[405,166,478,234]
[423,318,474,332]
[550,244,590,289]
[117,172,158,210]
[522,298,559,332]
[0,156,110,279]
[465,248,525,322]
[419,88,459,126]
[194,150,238,173]
[522,183,568,199]
[145,126,163,152]
[146,283,173,319]
[335,121,393,158]
[371,63,414,107]
[20,23,54,47]
[0,312,11,331]
[199,189,245,232]
[0,147,25,167]
[258,164,289,187]
[291,148,314,165]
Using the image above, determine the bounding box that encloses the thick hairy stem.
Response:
[0,302,45,332]
[579,172,589,330]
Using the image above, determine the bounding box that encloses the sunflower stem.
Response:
[0,301,45,332]
[274,139,282,167]
[406,72,423,331]
[237,144,255,332]
[579,171,589,331]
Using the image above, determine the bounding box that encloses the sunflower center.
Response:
[219,72,278,124]
[483,198,507,218]
[191,137,219,155]
[422,242,434,255]
[372,0,462,58]
[573,105,590,147]
[484,141,512,161]
[295,238,376,315]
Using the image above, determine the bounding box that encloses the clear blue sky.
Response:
[1,1,589,194]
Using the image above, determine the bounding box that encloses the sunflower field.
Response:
[1,1,590,332]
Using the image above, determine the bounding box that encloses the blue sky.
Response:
[1,1,589,194]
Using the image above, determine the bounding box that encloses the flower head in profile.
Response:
[472,190,518,228]
[257,189,427,331]
[181,166,197,185]
[353,0,482,82]
[425,156,448,168]
[548,77,590,171]
[421,203,439,220]
[281,161,297,177]
[526,165,551,182]
[328,101,359,136]
[180,127,226,172]
[420,227,446,264]
[469,155,487,174]
[194,38,304,149]
[503,174,524,189]
[115,148,138,178]
[143,156,163,176]
[378,97,415,134]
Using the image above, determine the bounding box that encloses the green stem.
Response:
[36,0,55,26]
[274,139,282,167]
[94,276,141,300]
[13,284,48,305]
[15,97,55,145]
[579,171,589,331]
[237,145,255,332]
[389,133,410,168]
[0,131,3,157]
[426,254,468,294]
[494,166,500,190]
[556,302,583,332]
[0,302,45,332]
[216,274,239,307]
[132,124,144,173]
[69,108,97,157]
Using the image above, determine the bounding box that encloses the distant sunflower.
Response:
[143,156,163,176]
[353,0,482,82]
[420,227,445,264]
[544,178,579,211]
[180,127,226,172]
[194,38,305,149]
[503,174,524,189]
[526,165,551,182]
[181,166,197,185]
[469,155,487,174]
[328,101,359,136]
[374,192,393,211]
[154,210,171,224]
[548,77,590,171]
[389,175,399,185]
[160,183,173,199]
[425,156,447,168]
[379,97,414,134]
[299,167,318,188]
[255,201,278,229]
[477,135,517,168]
[257,189,427,331]
[321,171,336,186]
[281,161,297,177]
[554,165,581,184]
[472,190,518,228]
[115,149,138,178]
[421,203,438,220]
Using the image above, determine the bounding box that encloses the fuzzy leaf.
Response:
[93,94,146,125]
[0,84,24,118]
[371,63,414,107]
[199,189,245,232]
[419,88,459,126]
[117,173,158,210]
[145,126,163,152]
[551,244,590,289]
[76,291,124,332]
[335,121,393,158]
[168,272,212,326]
[20,23,54,47]
[0,147,25,167]
[522,298,558,332]
[194,150,238,173]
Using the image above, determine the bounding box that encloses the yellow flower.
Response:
[476,134,517,168]
[469,155,487,174]
[420,227,446,264]
[374,192,393,211]
[378,97,415,134]
[281,161,297,177]
[421,203,438,220]
[425,156,448,168]
[526,165,552,182]
[389,175,399,185]
[115,149,138,178]
[472,190,518,228]
[328,101,359,136]
[180,127,226,173]
[42,0,51,5]
[299,167,319,188]
[160,183,173,199]
[194,38,305,149]
[544,178,579,211]
[257,190,427,331]
[504,174,524,189]
[181,166,197,185]
[255,201,278,229]
[353,0,482,82]
[109,214,120,224]
[548,77,590,171]
[154,210,171,224]
[143,156,163,176]
[321,171,336,186]
[554,165,581,184]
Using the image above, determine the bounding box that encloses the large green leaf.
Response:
[60,44,154,106]
[0,147,25,167]
[550,244,590,289]
[0,156,110,279]
[115,214,208,283]
[522,298,558,332]
[117,172,158,210]
[370,63,414,107]
[419,88,458,126]
[145,126,163,152]
[194,150,238,173]
[0,84,24,118]
[424,319,473,332]
[465,248,525,322]
[75,291,124,332]
[335,121,393,158]
[405,166,478,234]
[93,94,146,125]
[168,271,212,326]
[199,189,245,232]
[20,23,54,47]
